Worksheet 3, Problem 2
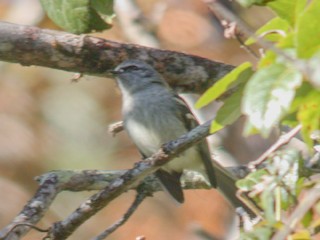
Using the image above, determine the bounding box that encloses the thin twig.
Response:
[92,185,149,240]
[108,121,124,136]
[234,34,259,59]
[236,190,262,218]
[219,17,259,59]
[204,0,297,63]
[248,125,302,170]
[2,223,48,239]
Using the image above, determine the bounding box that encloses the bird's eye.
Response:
[123,65,140,71]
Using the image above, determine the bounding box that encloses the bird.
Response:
[111,59,252,214]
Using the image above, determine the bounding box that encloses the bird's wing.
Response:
[174,94,258,217]
[173,94,217,188]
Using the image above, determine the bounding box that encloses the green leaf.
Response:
[290,230,311,240]
[210,85,244,133]
[267,150,301,210]
[91,0,115,24]
[259,50,277,68]
[239,226,273,240]
[288,82,313,114]
[296,0,320,58]
[40,0,113,34]
[297,90,320,147]
[301,210,313,228]
[245,17,290,45]
[196,62,252,109]
[236,169,268,191]
[243,64,303,136]
[267,0,307,26]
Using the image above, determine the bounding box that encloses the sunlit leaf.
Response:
[267,0,307,26]
[289,230,311,240]
[245,17,290,45]
[196,62,252,109]
[243,64,302,136]
[296,0,320,58]
[210,85,244,133]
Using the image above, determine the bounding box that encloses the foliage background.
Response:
[0,0,293,239]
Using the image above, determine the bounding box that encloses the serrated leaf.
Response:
[245,17,290,45]
[40,0,113,34]
[210,85,244,133]
[243,64,302,136]
[296,0,320,58]
[196,62,252,109]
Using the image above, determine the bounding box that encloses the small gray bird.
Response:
[111,59,248,212]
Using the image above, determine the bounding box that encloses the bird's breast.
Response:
[125,118,162,156]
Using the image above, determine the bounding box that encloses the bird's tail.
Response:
[211,160,258,217]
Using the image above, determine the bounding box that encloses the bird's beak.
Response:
[110,69,119,75]
[110,68,125,75]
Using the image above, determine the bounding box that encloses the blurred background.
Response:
[0,0,274,239]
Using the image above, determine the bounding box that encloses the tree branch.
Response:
[0,169,213,240]
[1,119,249,240]
[0,21,234,95]
[248,125,302,170]
[92,184,148,240]
[44,120,213,239]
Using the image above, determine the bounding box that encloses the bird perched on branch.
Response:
[111,59,253,214]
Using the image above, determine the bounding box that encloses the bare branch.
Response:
[0,169,213,239]
[0,21,234,95]
[92,185,148,240]
[204,0,297,64]
[248,125,302,170]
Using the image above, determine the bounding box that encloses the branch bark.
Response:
[1,120,250,240]
[0,21,234,95]
[44,120,212,239]
[0,169,213,240]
